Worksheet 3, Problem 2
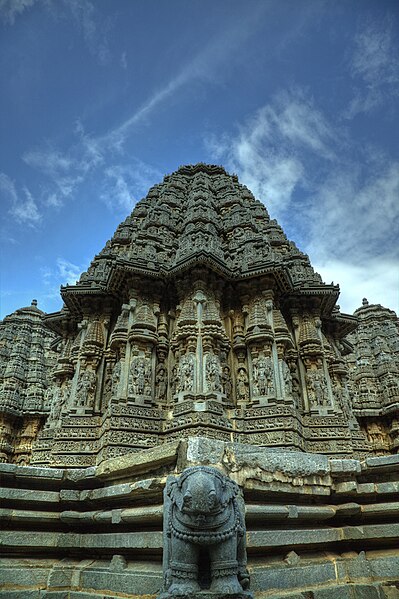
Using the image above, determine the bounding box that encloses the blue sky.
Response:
[0,0,398,319]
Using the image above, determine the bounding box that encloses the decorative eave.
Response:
[43,307,78,336]
[281,283,340,317]
[324,312,359,339]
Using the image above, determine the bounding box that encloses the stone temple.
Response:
[1,164,398,598]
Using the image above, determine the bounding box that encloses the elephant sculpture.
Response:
[160,466,251,596]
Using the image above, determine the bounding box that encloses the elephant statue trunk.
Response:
[159,466,252,597]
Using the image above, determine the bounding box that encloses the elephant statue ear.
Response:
[167,478,185,510]
[167,479,179,502]
[222,478,239,505]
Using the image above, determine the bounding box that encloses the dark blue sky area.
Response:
[0,0,398,317]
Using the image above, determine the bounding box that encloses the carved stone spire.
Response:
[0,164,396,466]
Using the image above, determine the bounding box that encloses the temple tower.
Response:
[19,163,374,467]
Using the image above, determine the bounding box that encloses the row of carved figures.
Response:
[42,348,356,427]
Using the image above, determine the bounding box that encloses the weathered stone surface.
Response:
[97,440,180,480]
[0,162,398,598]
[3,165,397,468]
[160,466,251,597]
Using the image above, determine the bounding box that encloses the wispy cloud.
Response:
[41,257,84,303]
[0,0,111,66]
[207,88,398,314]
[314,258,398,315]
[22,130,104,207]
[206,89,335,215]
[20,3,270,214]
[0,0,38,25]
[56,258,82,285]
[67,0,111,66]
[102,2,270,150]
[120,51,127,70]
[307,161,399,262]
[0,173,41,226]
[101,161,163,212]
[345,18,399,118]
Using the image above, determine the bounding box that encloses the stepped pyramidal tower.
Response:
[1,164,399,599]
[0,162,395,468]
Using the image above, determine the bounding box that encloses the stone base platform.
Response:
[1,438,399,598]
[157,593,253,599]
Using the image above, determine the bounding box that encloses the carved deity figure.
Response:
[306,369,328,408]
[155,363,167,401]
[160,467,251,597]
[75,369,96,408]
[236,367,249,403]
[253,357,274,397]
[205,354,222,393]
[128,357,151,398]
[175,355,194,394]
[282,361,293,397]
[111,360,121,395]
[47,384,63,424]
[222,365,232,399]
[366,421,388,453]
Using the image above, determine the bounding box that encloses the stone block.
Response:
[381,586,399,599]
[15,466,63,480]
[80,564,162,595]
[0,592,45,598]
[96,439,180,480]
[251,561,337,592]
[0,487,59,505]
[85,476,164,503]
[247,527,341,549]
[336,502,361,517]
[183,437,226,466]
[365,455,399,469]
[375,482,399,495]
[330,458,361,475]
[314,584,382,598]
[64,466,96,482]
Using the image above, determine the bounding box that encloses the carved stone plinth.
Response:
[158,593,253,599]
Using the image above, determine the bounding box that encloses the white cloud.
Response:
[23,147,83,199]
[0,0,37,24]
[101,161,163,212]
[0,173,41,226]
[0,0,111,65]
[102,3,270,150]
[306,161,399,261]
[67,0,111,66]
[207,90,334,215]
[41,257,84,302]
[56,258,82,286]
[345,19,399,118]
[18,3,269,213]
[23,132,104,206]
[207,89,398,314]
[314,259,399,315]
[120,51,127,70]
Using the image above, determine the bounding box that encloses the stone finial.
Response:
[31,299,38,306]
[362,298,369,306]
